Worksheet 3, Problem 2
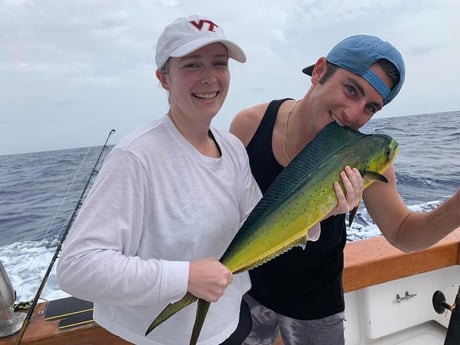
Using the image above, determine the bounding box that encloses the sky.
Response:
[1,0,459,155]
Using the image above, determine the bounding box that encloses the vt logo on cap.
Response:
[155,14,246,69]
[190,19,218,32]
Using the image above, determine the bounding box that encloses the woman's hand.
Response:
[188,258,233,302]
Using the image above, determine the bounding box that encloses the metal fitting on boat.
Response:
[0,260,26,337]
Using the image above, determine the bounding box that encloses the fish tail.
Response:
[145,292,198,336]
[189,299,211,345]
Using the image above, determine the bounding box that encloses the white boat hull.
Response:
[345,265,459,344]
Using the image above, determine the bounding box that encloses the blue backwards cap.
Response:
[302,35,405,105]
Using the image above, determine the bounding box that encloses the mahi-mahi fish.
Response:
[145,121,399,344]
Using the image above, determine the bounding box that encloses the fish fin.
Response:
[348,169,386,227]
[145,293,198,336]
[299,225,317,249]
[301,233,308,250]
[277,234,310,256]
[362,170,388,183]
[348,205,358,227]
[189,299,211,345]
[297,235,307,250]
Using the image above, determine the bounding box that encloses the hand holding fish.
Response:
[188,258,232,302]
[327,165,364,218]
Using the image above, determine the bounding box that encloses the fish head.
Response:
[372,134,399,170]
[357,134,399,187]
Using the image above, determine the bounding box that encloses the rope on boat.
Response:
[13,129,116,345]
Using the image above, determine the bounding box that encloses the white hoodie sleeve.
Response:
[57,150,188,306]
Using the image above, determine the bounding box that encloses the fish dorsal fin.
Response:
[242,122,365,227]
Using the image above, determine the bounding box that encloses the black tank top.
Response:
[246,99,347,320]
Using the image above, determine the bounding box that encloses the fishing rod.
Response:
[13,129,116,345]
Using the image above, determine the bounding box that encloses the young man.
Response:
[230,35,460,345]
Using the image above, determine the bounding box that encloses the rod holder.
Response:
[433,290,453,314]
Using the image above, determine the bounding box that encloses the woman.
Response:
[57,14,261,345]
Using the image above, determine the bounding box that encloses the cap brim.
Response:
[302,64,314,75]
[170,38,246,63]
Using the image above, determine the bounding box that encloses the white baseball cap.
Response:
[155,14,246,69]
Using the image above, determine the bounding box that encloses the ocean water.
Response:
[0,111,459,304]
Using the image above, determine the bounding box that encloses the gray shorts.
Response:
[242,294,345,345]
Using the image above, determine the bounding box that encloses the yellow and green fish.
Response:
[145,121,399,344]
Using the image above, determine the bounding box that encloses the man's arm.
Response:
[364,164,460,252]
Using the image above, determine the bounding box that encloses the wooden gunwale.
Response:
[343,227,460,292]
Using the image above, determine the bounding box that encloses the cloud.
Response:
[0,0,459,154]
